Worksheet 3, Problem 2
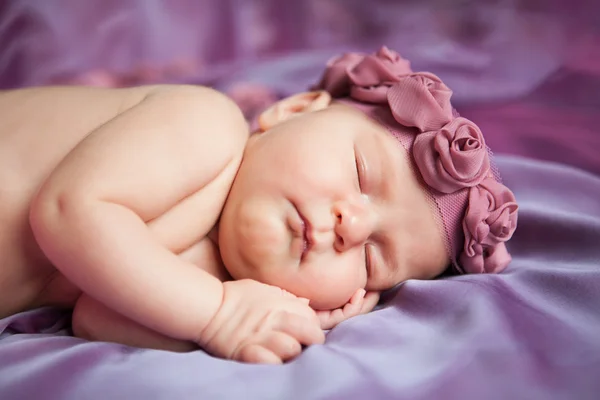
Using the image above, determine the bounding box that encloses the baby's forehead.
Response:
[316,103,400,142]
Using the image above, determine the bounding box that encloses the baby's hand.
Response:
[198,279,325,364]
[316,289,380,330]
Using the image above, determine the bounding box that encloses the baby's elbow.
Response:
[29,186,57,242]
[29,184,87,253]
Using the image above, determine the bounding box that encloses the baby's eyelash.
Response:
[355,151,364,191]
[364,244,372,276]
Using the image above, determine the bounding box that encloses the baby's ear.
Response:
[258,90,331,132]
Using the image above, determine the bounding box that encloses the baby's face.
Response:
[219,103,448,310]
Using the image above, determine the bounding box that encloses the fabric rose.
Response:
[412,117,491,193]
[348,46,412,104]
[314,52,365,97]
[460,242,512,274]
[374,46,412,76]
[387,72,454,132]
[346,46,413,103]
[459,178,518,273]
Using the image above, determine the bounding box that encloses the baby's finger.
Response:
[317,310,338,329]
[235,344,283,365]
[341,300,362,318]
[318,308,345,330]
[276,312,325,345]
[259,332,302,362]
[330,307,345,322]
[359,291,381,314]
[349,288,366,305]
[316,310,335,330]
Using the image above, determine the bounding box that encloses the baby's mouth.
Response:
[291,204,313,262]
[301,220,310,261]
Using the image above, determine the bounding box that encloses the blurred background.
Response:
[0,0,599,174]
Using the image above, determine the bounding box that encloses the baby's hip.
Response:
[0,242,81,318]
[31,271,82,311]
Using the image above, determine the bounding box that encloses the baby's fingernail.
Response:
[359,289,366,298]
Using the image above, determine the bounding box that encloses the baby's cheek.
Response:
[302,262,367,311]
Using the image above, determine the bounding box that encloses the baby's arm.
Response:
[71,236,222,353]
[73,292,197,352]
[30,85,247,342]
[30,85,324,363]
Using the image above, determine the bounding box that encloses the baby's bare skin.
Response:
[0,85,228,318]
[1,86,143,316]
[0,85,326,362]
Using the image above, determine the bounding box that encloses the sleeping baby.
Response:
[0,46,518,364]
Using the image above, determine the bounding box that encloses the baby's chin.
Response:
[309,297,347,311]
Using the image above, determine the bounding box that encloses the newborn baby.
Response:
[0,46,518,364]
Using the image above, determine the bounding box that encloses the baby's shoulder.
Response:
[119,85,250,152]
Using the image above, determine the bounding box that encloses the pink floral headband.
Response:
[313,46,518,274]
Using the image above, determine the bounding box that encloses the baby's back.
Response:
[0,85,153,317]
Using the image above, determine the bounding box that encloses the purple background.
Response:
[1,1,600,399]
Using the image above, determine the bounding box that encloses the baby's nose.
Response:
[332,197,374,252]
